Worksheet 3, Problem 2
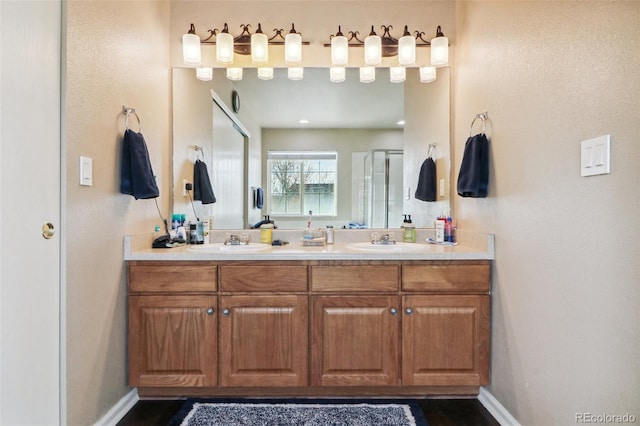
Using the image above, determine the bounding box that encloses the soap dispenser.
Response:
[402,215,416,243]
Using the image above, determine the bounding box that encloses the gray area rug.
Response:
[170,399,428,426]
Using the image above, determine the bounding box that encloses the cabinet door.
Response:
[129,295,217,387]
[402,295,490,386]
[312,295,399,386]
[220,295,308,387]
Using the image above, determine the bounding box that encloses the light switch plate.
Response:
[581,135,610,177]
[79,156,93,186]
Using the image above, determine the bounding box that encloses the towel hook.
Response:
[122,105,141,132]
[469,111,488,137]
[194,145,205,160]
[427,144,436,159]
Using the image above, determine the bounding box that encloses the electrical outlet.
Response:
[183,179,189,196]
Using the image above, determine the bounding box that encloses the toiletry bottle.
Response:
[435,214,446,243]
[326,225,334,244]
[260,223,274,244]
[445,216,453,243]
[403,215,416,243]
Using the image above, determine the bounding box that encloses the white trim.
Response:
[210,89,251,138]
[478,387,521,426]
[93,388,139,426]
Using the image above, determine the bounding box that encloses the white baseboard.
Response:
[93,388,139,426]
[478,387,521,426]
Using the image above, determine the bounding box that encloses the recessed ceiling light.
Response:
[397,120,405,126]
[298,119,310,124]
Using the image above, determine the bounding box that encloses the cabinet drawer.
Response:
[220,265,308,292]
[402,262,490,292]
[311,265,399,292]
[129,262,217,293]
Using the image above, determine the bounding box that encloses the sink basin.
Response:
[187,243,271,253]
[346,242,430,253]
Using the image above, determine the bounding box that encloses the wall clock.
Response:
[231,90,240,113]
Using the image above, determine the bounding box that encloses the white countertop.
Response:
[124,229,494,261]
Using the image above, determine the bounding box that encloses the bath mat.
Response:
[169,398,428,426]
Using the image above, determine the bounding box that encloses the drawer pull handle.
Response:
[389,308,398,316]
[405,308,414,315]
[206,307,214,315]
[222,308,231,317]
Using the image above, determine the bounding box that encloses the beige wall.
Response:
[64,1,170,424]
[454,2,640,424]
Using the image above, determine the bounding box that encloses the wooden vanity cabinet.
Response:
[128,259,491,395]
[128,262,218,387]
[402,262,491,387]
[219,265,308,387]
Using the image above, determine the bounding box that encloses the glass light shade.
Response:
[216,32,234,65]
[331,35,348,66]
[389,66,406,83]
[285,33,302,64]
[182,32,201,66]
[196,67,213,81]
[359,66,375,83]
[226,67,243,81]
[330,67,346,83]
[288,67,304,80]
[419,66,436,83]
[398,35,416,66]
[251,32,269,64]
[257,67,274,80]
[364,34,382,66]
[431,34,449,67]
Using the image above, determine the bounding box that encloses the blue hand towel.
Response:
[415,157,437,202]
[120,129,160,199]
[255,187,264,209]
[193,160,216,204]
[457,133,490,198]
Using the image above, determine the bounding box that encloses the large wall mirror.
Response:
[172,67,451,230]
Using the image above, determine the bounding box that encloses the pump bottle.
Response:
[402,215,416,243]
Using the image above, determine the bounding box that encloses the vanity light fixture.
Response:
[430,25,449,67]
[251,23,269,64]
[364,26,382,66]
[186,23,310,61]
[182,24,202,66]
[389,66,406,83]
[257,67,274,80]
[215,24,234,64]
[330,26,349,66]
[359,66,375,83]
[227,67,243,81]
[288,67,304,80]
[330,66,346,83]
[284,24,303,64]
[419,66,436,83]
[323,25,445,64]
[196,67,213,81]
[398,25,416,65]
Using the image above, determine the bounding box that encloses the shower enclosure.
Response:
[363,149,404,229]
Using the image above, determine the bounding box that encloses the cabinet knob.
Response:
[222,308,231,316]
[206,307,214,315]
[389,308,398,315]
[405,308,414,315]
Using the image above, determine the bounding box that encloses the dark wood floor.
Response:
[117,398,500,426]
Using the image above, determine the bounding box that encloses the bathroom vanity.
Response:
[125,231,494,397]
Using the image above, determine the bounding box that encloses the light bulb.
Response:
[430,26,449,67]
[330,67,346,83]
[226,67,243,81]
[419,66,436,83]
